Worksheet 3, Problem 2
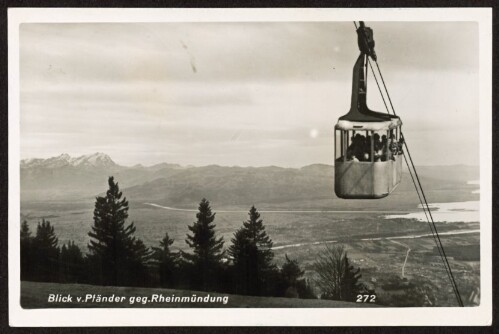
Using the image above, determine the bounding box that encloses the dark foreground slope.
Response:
[21,281,376,308]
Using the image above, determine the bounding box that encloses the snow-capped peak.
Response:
[21,153,117,169]
[70,152,115,167]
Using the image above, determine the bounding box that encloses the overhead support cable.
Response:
[352,21,464,307]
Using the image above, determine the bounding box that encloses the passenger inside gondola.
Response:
[388,133,398,159]
[344,130,404,162]
[373,133,383,161]
[380,135,388,161]
[397,136,404,154]
[346,133,366,161]
[363,135,371,161]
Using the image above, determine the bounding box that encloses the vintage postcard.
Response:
[8,8,492,326]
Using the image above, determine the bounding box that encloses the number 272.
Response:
[356,294,376,303]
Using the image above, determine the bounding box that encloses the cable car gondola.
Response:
[334,22,403,199]
[331,21,464,307]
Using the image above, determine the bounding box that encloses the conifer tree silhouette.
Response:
[87,177,151,286]
[184,198,224,290]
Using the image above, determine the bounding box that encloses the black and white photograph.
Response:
[8,8,492,326]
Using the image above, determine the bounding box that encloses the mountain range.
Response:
[21,153,183,170]
[20,153,480,208]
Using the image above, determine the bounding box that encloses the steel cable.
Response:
[352,21,464,306]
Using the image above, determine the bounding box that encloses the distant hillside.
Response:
[20,153,479,208]
[21,153,187,201]
[124,164,334,206]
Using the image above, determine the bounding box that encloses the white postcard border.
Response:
[8,7,492,327]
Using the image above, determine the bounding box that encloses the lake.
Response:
[384,200,479,223]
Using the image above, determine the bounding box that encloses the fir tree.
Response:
[32,220,60,282]
[228,228,253,294]
[184,198,224,290]
[280,254,304,298]
[21,220,31,240]
[279,254,316,299]
[340,255,363,301]
[151,233,180,287]
[281,254,304,287]
[20,221,33,280]
[228,206,275,296]
[59,241,85,283]
[87,176,152,286]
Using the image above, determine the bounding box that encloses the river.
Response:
[272,229,479,250]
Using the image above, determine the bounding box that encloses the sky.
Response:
[19,21,479,167]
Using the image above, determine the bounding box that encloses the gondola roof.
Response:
[336,117,402,131]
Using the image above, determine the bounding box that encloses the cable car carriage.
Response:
[333,22,464,306]
[334,22,403,199]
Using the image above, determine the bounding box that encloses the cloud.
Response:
[19,22,479,167]
[20,22,477,86]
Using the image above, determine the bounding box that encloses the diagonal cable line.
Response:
[371,57,464,307]
[366,55,461,303]
[368,59,461,304]
[352,21,464,306]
